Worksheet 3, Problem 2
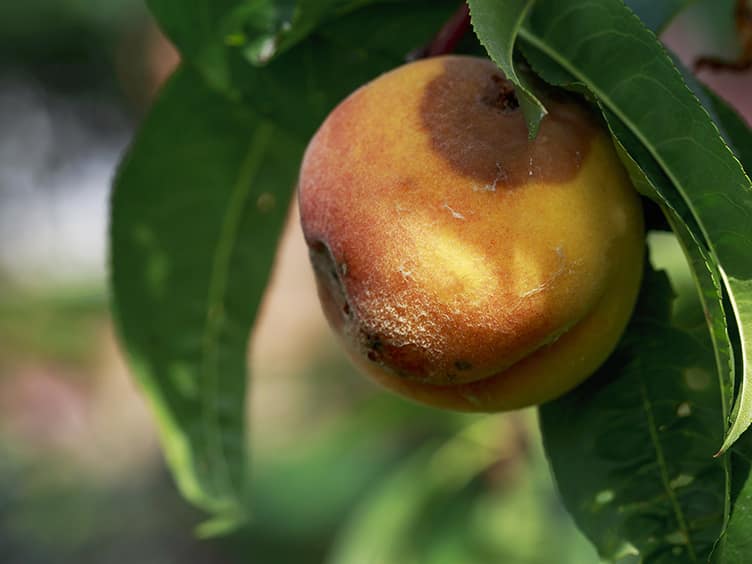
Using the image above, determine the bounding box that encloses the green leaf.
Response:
[607,125,735,545]
[706,88,752,563]
[711,431,752,562]
[600,105,734,424]
[148,0,456,140]
[703,89,752,177]
[714,480,752,563]
[467,0,548,137]
[236,0,452,66]
[146,0,249,90]
[110,66,304,522]
[667,55,751,178]
[241,0,348,65]
[312,1,458,62]
[148,0,458,97]
[540,261,728,563]
[226,1,457,140]
[517,0,752,454]
[624,0,699,33]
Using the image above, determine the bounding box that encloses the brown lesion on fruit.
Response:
[364,332,384,363]
[361,329,435,380]
[481,74,520,113]
[419,57,598,189]
[308,240,353,332]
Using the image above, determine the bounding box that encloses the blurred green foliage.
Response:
[0,1,141,65]
[0,347,600,563]
[0,274,598,564]
[0,287,106,367]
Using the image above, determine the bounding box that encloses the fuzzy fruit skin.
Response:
[298,55,645,411]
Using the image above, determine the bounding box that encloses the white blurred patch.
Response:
[0,73,131,288]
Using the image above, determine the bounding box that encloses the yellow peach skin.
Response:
[298,55,645,411]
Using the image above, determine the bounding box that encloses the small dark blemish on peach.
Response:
[482,75,520,113]
[364,333,383,352]
[454,360,473,371]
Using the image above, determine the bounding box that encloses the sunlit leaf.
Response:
[111,66,303,523]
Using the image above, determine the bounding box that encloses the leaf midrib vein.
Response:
[639,372,698,561]
[200,121,274,499]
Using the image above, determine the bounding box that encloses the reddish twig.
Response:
[407,3,471,61]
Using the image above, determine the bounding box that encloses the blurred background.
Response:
[0,1,749,563]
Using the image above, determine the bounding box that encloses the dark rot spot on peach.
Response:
[481,75,520,113]
[454,360,473,371]
[364,333,383,350]
[363,332,385,362]
[419,58,598,188]
[361,330,433,380]
[308,240,351,332]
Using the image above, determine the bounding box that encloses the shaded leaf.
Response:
[714,480,752,563]
[711,430,752,562]
[147,0,457,96]
[146,0,250,90]
[540,262,728,563]
[705,86,752,563]
[600,106,734,432]
[241,0,348,65]
[227,1,457,139]
[703,89,752,177]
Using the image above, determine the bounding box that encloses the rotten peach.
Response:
[298,55,645,411]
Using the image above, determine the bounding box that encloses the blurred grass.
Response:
[0,285,107,367]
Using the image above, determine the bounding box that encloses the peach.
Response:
[298,55,645,411]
